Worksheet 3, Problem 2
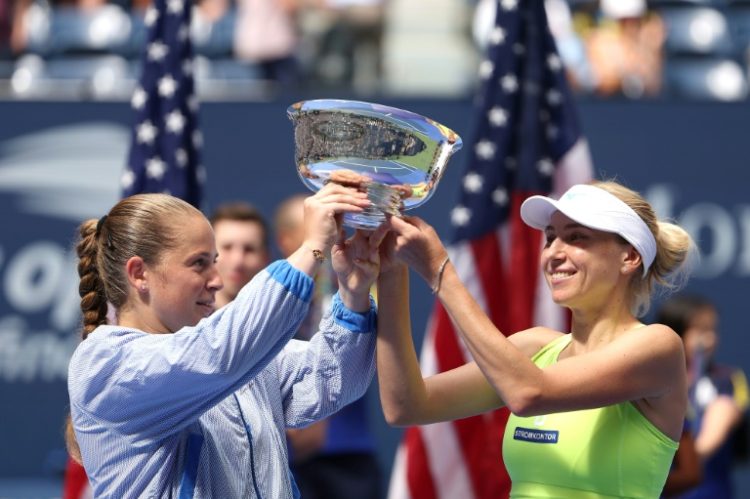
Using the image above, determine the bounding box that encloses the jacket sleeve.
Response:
[274,292,377,428]
[68,260,312,441]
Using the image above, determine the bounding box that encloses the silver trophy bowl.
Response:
[288,99,463,229]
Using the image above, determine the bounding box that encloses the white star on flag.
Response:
[176,148,188,167]
[488,106,508,127]
[501,0,518,11]
[505,157,517,170]
[131,87,147,110]
[147,41,168,62]
[166,110,186,134]
[167,0,183,14]
[463,172,483,193]
[158,75,178,98]
[489,26,506,45]
[500,74,518,93]
[537,158,555,176]
[146,157,167,180]
[144,5,159,27]
[136,120,157,145]
[478,60,494,80]
[197,165,207,184]
[547,125,559,139]
[121,169,135,189]
[475,139,496,160]
[188,95,199,113]
[450,205,471,227]
[492,187,509,205]
[547,54,562,71]
[193,130,203,148]
[513,43,525,55]
[547,89,562,105]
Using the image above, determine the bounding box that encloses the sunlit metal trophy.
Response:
[288,100,463,229]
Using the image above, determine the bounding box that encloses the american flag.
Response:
[387,1,592,498]
[121,0,204,206]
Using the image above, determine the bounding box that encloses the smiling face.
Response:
[146,213,223,332]
[214,219,269,304]
[541,211,637,311]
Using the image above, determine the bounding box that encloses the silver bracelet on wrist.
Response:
[431,256,450,294]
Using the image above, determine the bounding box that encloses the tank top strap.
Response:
[531,334,572,368]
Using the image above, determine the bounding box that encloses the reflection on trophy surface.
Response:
[288,99,463,229]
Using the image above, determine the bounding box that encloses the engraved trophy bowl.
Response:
[288,99,463,229]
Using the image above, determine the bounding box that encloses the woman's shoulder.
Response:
[608,323,686,374]
[622,323,684,354]
[508,327,566,358]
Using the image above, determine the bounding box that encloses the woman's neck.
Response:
[118,307,170,334]
[569,306,642,352]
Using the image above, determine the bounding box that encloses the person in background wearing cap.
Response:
[375,180,696,498]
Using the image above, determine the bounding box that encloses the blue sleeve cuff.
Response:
[266,260,313,303]
[330,292,377,333]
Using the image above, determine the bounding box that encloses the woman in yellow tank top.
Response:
[376,180,696,498]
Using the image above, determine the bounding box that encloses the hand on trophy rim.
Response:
[302,183,371,255]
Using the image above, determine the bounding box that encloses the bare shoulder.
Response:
[621,323,684,355]
[508,327,565,358]
[612,323,686,374]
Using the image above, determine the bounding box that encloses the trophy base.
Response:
[342,183,402,230]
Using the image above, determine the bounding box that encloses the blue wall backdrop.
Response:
[0,98,748,496]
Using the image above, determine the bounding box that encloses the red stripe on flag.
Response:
[433,302,465,371]
[491,409,513,499]
[433,251,509,499]
[62,457,90,499]
[470,232,507,331]
[469,230,515,498]
[405,427,438,499]
[507,193,544,333]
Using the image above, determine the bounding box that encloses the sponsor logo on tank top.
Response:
[513,427,559,444]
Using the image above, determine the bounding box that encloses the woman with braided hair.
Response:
[67,185,385,498]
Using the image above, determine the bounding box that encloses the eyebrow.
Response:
[187,250,215,261]
[547,222,585,230]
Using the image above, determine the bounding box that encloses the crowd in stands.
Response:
[0,0,748,99]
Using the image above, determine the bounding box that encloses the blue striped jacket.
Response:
[68,260,377,498]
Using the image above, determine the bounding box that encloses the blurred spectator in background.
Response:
[585,0,665,98]
[299,0,384,90]
[274,193,381,499]
[657,294,750,499]
[210,201,271,308]
[234,0,300,85]
[0,0,29,56]
[53,0,105,9]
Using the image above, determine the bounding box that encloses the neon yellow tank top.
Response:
[503,334,678,498]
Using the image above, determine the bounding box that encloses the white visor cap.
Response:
[520,184,656,276]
